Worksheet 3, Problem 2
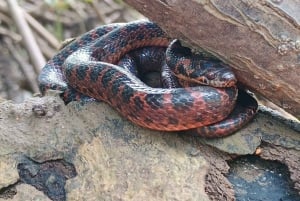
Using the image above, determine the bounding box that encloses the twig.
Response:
[0,26,21,42]
[4,38,40,93]
[68,1,88,33]
[36,37,57,59]
[24,11,61,50]
[92,0,109,24]
[6,0,46,73]
[0,10,12,24]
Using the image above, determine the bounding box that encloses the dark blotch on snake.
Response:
[90,65,105,82]
[171,90,194,110]
[75,65,88,80]
[133,96,144,110]
[145,94,164,110]
[101,68,116,88]
[121,84,135,103]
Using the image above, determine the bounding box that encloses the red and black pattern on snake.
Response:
[38,20,258,137]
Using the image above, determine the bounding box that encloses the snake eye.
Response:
[206,72,216,80]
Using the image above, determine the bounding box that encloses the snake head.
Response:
[166,40,237,88]
[188,59,237,87]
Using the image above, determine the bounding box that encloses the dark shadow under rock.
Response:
[0,184,17,199]
[17,157,76,201]
[227,155,300,201]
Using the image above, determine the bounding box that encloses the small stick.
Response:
[24,11,61,50]
[7,0,46,73]
[5,38,40,93]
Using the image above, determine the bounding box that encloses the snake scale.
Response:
[38,20,258,138]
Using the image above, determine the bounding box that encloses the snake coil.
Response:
[39,21,258,138]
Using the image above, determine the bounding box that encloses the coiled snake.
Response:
[38,21,258,138]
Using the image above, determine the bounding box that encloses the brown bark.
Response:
[123,0,300,118]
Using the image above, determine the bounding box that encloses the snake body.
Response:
[39,21,257,137]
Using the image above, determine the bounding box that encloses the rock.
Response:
[7,184,51,201]
[0,156,18,189]
[66,138,209,201]
[0,96,211,200]
[0,95,299,200]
